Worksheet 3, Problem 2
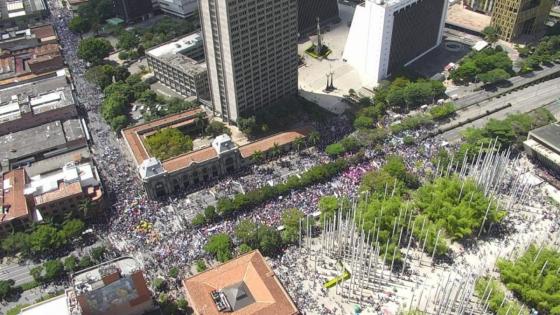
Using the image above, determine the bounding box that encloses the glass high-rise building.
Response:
[198,0,299,123]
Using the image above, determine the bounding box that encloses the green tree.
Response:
[234,220,258,246]
[43,260,64,282]
[308,131,320,146]
[205,121,231,137]
[68,16,91,35]
[482,26,499,43]
[78,256,93,269]
[168,267,179,279]
[195,260,206,272]
[117,31,139,50]
[354,115,374,129]
[30,266,43,282]
[325,143,345,157]
[29,225,64,255]
[256,225,283,257]
[238,243,252,255]
[85,65,114,89]
[204,206,217,223]
[90,246,106,262]
[478,68,511,84]
[0,280,15,300]
[293,136,305,151]
[2,232,30,255]
[204,233,233,262]
[145,128,194,160]
[61,219,85,241]
[251,150,264,163]
[77,37,112,65]
[191,213,206,227]
[113,66,131,82]
[64,256,79,273]
[280,208,304,244]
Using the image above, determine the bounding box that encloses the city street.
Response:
[440,76,560,141]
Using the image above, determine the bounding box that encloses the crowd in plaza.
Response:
[45,0,560,313]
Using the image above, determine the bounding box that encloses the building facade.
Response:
[122,109,308,199]
[491,0,554,42]
[0,0,49,28]
[465,0,495,14]
[198,0,299,123]
[146,33,210,100]
[157,0,198,18]
[297,0,340,36]
[113,0,153,23]
[524,122,560,175]
[343,0,447,86]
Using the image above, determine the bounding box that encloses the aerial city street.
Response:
[0,0,559,314]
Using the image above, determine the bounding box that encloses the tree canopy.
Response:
[77,37,112,65]
[145,128,193,161]
[497,245,560,314]
[205,233,233,262]
[450,47,513,85]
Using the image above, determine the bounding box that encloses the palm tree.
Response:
[308,131,320,147]
[271,143,281,158]
[79,199,93,219]
[194,112,206,135]
[251,150,263,163]
[293,137,305,151]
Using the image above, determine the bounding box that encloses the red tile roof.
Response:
[238,128,310,159]
[1,169,30,223]
[183,250,299,315]
[122,108,204,165]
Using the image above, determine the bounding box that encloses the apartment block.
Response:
[146,32,210,100]
[199,0,299,122]
[157,0,198,18]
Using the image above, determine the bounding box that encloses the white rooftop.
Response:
[24,161,98,196]
[20,294,70,315]
[147,32,202,57]
[139,157,165,179]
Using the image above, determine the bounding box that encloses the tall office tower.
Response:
[113,0,153,23]
[465,0,495,14]
[199,0,299,123]
[158,0,198,18]
[297,0,340,35]
[491,0,554,42]
[343,0,447,86]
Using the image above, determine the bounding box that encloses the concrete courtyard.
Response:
[297,4,364,114]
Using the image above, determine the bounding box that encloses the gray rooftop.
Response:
[222,281,255,311]
[157,53,207,76]
[0,75,74,123]
[0,0,47,21]
[530,123,560,150]
[0,119,84,161]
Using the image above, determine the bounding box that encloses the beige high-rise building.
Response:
[199,0,299,123]
[491,0,554,42]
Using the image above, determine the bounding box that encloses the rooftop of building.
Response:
[20,294,70,315]
[183,250,298,315]
[122,107,205,165]
[0,119,85,161]
[0,24,56,45]
[147,32,203,58]
[446,2,491,33]
[238,128,309,159]
[0,74,73,124]
[25,161,101,206]
[70,256,152,315]
[529,122,560,149]
[0,0,47,21]
[0,168,30,223]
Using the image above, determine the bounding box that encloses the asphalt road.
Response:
[0,263,35,286]
[454,64,560,108]
[440,76,560,142]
